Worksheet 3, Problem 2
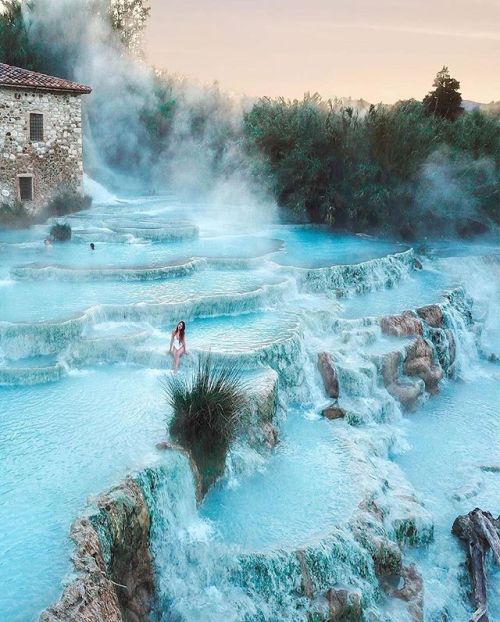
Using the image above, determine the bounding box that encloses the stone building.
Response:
[0,63,91,210]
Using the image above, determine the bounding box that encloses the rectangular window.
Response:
[18,176,33,201]
[29,113,44,142]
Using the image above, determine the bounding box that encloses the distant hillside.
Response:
[331,97,374,113]
[331,98,500,116]
[463,100,500,114]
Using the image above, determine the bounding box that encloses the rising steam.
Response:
[22,0,275,222]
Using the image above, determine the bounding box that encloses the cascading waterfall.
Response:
[142,290,479,622]
[145,260,498,622]
[0,194,498,622]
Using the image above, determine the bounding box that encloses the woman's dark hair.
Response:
[175,321,186,342]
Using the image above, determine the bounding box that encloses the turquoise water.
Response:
[267,227,405,267]
[0,367,165,620]
[0,270,285,322]
[202,411,364,551]
[396,366,500,621]
[0,195,498,621]
[337,267,454,319]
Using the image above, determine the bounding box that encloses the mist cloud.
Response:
[414,146,497,236]
[23,0,275,222]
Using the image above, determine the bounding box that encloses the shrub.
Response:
[46,190,92,217]
[0,200,31,228]
[163,355,248,494]
[0,190,91,230]
[49,222,72,241]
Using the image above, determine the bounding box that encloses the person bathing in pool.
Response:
[170,321,188,372]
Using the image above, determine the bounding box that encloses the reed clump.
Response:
[163,355,248,494]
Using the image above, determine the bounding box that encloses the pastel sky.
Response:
[145,0,500,104]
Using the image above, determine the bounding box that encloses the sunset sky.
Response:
[145,0,500,104]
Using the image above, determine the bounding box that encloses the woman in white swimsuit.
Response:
[170,320,187,372]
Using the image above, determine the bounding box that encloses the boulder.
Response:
[380,311,423,337]
[387,380,424,412]
[318,352,340,398]
[322,403,346,420]
[382,351,402,387]
[384,564,424,622]
[41,479,153,622]
[325,587,362,621]
[404,338,443,394]
[416,304,443,328]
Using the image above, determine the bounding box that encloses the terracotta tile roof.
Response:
[0,63,91,94]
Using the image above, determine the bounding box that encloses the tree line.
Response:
[244,75,499,238]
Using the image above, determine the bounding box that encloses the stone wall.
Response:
[0,87,84,211]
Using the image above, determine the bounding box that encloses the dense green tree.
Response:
[423,66,464,121]
[244,91,499,236]
[0,0,150,69]
[0,1,42,70]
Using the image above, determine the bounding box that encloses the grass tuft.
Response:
[162,355,248,493]
[49,222,72,241]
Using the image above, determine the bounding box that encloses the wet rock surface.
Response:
[259,421,279,448]
[380,311,423,337]
[322,402,346,420]
[32,269,478,621]
[381,350,424,411]
[325,587,362,621]
[388,379,424,411]
[376,295,465,408]
[452,508,500,622]
[416,304,444,328]
[318,352,340,399]
[41,479,153,622]
[383,564,424,622]
[40,517,122,622]
[404,337,443,394]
